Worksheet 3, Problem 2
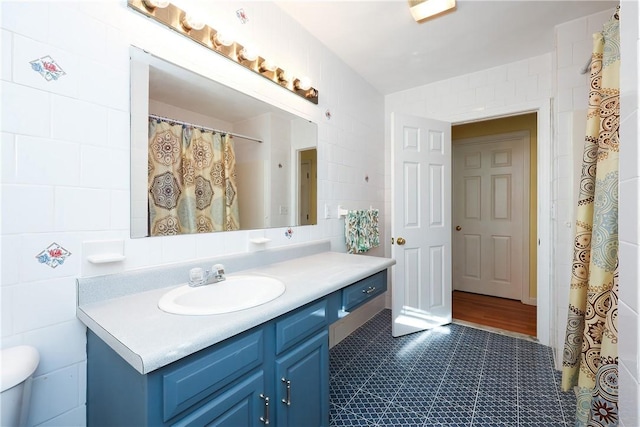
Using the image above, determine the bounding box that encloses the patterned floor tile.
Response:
[331,378,361,407]
[376,404,429,426]
[334,363,375,389]
[341,390,390,425]
[330,408,376,426]
[435,386,478,404]
[330,310,569,427]
[362,373,403,400]
[426,398,474,424]
[390,384,438,416]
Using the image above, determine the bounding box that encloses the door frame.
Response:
[448,100,552,346]
[452,130,531,305]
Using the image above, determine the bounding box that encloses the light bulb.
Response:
[278,70,290,83]
[259,59,277,72]
[142,0,170,9]
[181,13,205,31]
[295,76,312,91]
[213,31,233,47]
[239,46,258,62]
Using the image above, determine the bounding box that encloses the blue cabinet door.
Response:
[274,331,329,427]
[171,371,265,427]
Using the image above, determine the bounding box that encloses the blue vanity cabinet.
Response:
[274,331,329,427]
[170,371,265,427]
[87,294,338,427]
[341,270,387,313]
[87,327,266,426]
[273,299,331,427]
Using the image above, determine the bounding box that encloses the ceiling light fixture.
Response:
[127,0,318,104]
[409,0,456,22]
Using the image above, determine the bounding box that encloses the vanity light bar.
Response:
[127,0,319,104]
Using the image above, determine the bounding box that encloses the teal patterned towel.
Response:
[345,209,380,254]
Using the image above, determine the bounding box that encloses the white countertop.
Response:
[77,250,395,374]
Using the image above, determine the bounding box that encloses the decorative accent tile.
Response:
[235,8,249,24]
[35,242,71,268]
[30,55,66,81]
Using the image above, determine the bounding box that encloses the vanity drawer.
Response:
[162,329,264,421]
[275,299,328,354]
[342,270,387,312]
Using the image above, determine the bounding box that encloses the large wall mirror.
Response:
[130,46,318,238]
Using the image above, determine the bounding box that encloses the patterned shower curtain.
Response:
[561,7,619,427]
[147,118,240,236]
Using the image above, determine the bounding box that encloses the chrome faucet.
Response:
[188,264,226,287]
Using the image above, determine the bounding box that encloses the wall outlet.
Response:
[279,205,289,215]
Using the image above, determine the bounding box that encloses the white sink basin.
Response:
[158,275,286,315]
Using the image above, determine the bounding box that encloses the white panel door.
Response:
[391,113,452,337]
[452,131,529,300]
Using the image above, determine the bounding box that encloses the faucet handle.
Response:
[213,264,225,276]
[189,267,205,286]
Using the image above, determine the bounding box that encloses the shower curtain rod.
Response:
[148,114,263,143]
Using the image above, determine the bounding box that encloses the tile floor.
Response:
[329,310,576,426]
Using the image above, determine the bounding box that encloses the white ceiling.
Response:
[275,0,618,95]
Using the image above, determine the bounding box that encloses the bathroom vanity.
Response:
[77,241,394,426]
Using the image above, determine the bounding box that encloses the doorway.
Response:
[451,113,538,336]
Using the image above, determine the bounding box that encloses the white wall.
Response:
[0,1,385,425]
[619,1,640,425]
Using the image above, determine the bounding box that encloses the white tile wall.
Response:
[619,1,640,424]
[0,2,385,425]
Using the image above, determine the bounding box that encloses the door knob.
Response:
[396,237,406,245]
[456,226,462,231]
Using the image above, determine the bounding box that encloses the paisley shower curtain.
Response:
[561,7,619,427]
[147,118,240,236]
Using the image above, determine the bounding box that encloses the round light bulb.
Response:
[296,76,312,91]
[214,31,233,47]
[143,0,170,9]
[182,13,205,31]
[260,59,277,72]
[240,46,258,62]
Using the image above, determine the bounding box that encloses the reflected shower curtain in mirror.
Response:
[561,7,619,427]
[148,119,240,236]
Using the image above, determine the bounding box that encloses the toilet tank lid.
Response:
[0,345,40,392]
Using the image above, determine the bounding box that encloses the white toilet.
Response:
[0,345,40,427]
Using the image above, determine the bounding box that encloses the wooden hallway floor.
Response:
[452,290,537,337]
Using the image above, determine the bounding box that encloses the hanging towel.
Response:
[345,209,380,254]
